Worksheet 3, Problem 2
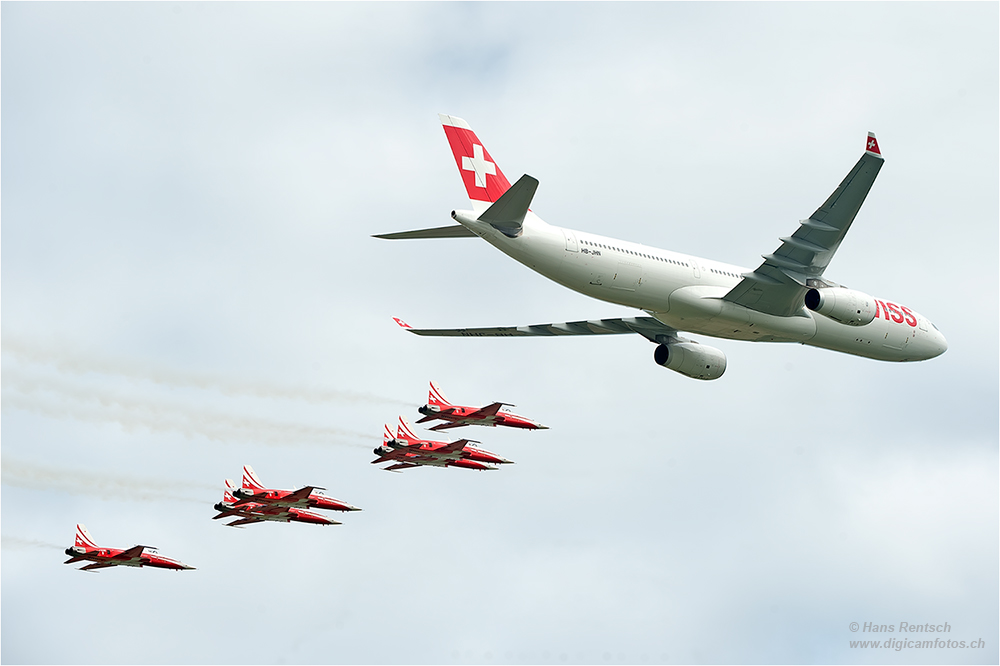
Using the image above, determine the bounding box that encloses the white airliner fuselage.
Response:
[377,115,947,379]
[450,208,946,362]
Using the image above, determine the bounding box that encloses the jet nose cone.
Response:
[925,326,948,358]
[935,334,948,357]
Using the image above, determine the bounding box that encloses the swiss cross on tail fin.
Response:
[439,114,512,205]
[243,465,265,491]
[866,132,881,156]
[75,524,98,550]
[428,381,451,407]
[397,416,420,441]
[223,479,238,504]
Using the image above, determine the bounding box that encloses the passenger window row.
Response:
[580,239,689,267]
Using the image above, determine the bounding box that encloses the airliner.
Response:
[375,115,947,380]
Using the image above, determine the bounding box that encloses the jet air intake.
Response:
[805,287,876,326]
[654,342,726,380]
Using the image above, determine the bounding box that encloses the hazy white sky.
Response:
[2,3,997,664]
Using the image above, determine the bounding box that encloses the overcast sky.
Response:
[2,3,997,665]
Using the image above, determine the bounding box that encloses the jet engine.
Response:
[654,342,726,380]
[804,287,876,326]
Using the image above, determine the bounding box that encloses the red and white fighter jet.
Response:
[416,381,547,431]
[213,480,342,527]
[232,465,361,513]
[371,418,513,472]
[63,524,194,572]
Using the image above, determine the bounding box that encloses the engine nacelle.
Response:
[804,287,876,326]
[654,342,726,380]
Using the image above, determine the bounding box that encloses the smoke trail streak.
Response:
[1,535,64,551]
[1,336,413,407]
[1,458,215,504]
[2,371,376,448]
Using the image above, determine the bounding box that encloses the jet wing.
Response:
[395,316,679,344]
[80,561,118,571]
[227,517,264,527]
[427,421,470,431]
[116,545,148,561]
[439,438,476,454]
[466,402,505,419]
[385,462,421,471]
[723,134,884,317]
[282,486,321,503]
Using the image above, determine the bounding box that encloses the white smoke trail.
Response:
[2,370,377,448]
[1,458,216,504]
[1,535,64,551]
[1,336,413,407]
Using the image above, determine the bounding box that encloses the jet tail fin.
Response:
[243,465,265,491]
[75,524,98,550]
[439,113,512,207]
[397,416,420,441]
[476,174,538,238]
[428,381,451,407]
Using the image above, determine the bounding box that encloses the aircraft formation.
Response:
[65,383,545,571]
[212,465,362,528]
[370,382,545,472]
[64,115,947,570]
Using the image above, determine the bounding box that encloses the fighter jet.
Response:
[63,524,194,572]
[232,465,361,513]
[371,418,513,472]
[213,480,341,527]
[416,381,548,431]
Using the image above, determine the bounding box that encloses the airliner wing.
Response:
[395,316,679,344]
[723,133,884,317]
